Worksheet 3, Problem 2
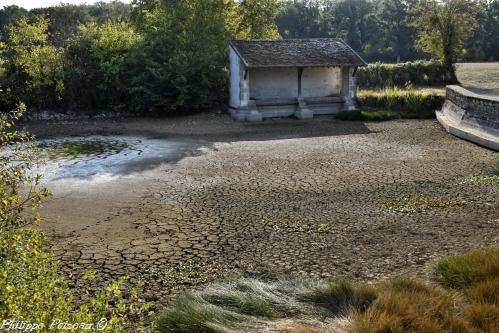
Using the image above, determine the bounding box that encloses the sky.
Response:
[1,0,131,10]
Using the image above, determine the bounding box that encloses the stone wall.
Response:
[445,85,499,130]
[437,85,499,151]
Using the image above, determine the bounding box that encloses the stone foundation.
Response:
[436,85,499,151]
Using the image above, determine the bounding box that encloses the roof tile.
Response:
[230,38,367,68]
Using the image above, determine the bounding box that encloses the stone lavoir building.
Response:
[229,38,367,121]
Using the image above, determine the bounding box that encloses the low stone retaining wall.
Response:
[436,85,499,151]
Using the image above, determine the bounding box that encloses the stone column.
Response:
[239,69,262,122]
[240,74,250,107]
[341,66,356,111]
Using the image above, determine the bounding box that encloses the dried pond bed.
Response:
[25,114,499,306]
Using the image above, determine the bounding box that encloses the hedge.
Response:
[357,60,457,89]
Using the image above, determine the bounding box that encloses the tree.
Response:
[239,0,283,39]
[124,0,244,113]
[375,0,419,62]
[2,16,64,109]
[277,0,322,38]
[411,0,482,81]
[77,21,141,110]
[320,0,380,54]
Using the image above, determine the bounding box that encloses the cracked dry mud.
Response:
[27,114,499,305]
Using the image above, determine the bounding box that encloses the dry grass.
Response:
[350,279,471,333]
[157,248,499,333]
[432,247,499,289]
[463,303,499,333]
[465,277,499,305]
[456,63,499,92]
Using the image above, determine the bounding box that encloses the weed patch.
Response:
[460,173,499,186]
[380,195,459,212]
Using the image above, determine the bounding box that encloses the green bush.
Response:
[357,60,457,89]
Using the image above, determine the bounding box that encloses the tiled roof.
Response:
[230,38,367,68]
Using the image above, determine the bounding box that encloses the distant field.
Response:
[456,62,499,94]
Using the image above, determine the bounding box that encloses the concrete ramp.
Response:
[436,85,499,151]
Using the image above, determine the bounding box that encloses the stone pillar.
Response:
[341,66,356,111]
[240,77,250,107]
[295,97,313,120]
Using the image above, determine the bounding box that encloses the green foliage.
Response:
[0,227,153,332]
[157,293,244,333]
[0,105,49,228]
[357,60,455,88]
[157,277,323,332]
[239,0,283,39]
[459,173,499,186]
[65,21,141,111]
[123,0,282,114]
[1,16,64,109]
[411,0,481,79]
[433,247,499,289]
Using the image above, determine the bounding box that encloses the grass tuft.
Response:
[465,277,499,305]
[351,278,470,333]
[463,303,499,333]
[302,280,378,316]
[432,247,499,289]
[157,249,499,333]
[156,293,244,333]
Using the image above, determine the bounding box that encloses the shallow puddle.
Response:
[39,139,130,161]
[35,135,203,181]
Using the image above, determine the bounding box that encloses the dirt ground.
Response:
[25,114,499,305]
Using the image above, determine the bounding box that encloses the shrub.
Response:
[432,247,499,289]
[357,60,457,89]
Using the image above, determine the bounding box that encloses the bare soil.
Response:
[25,114,499,306]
